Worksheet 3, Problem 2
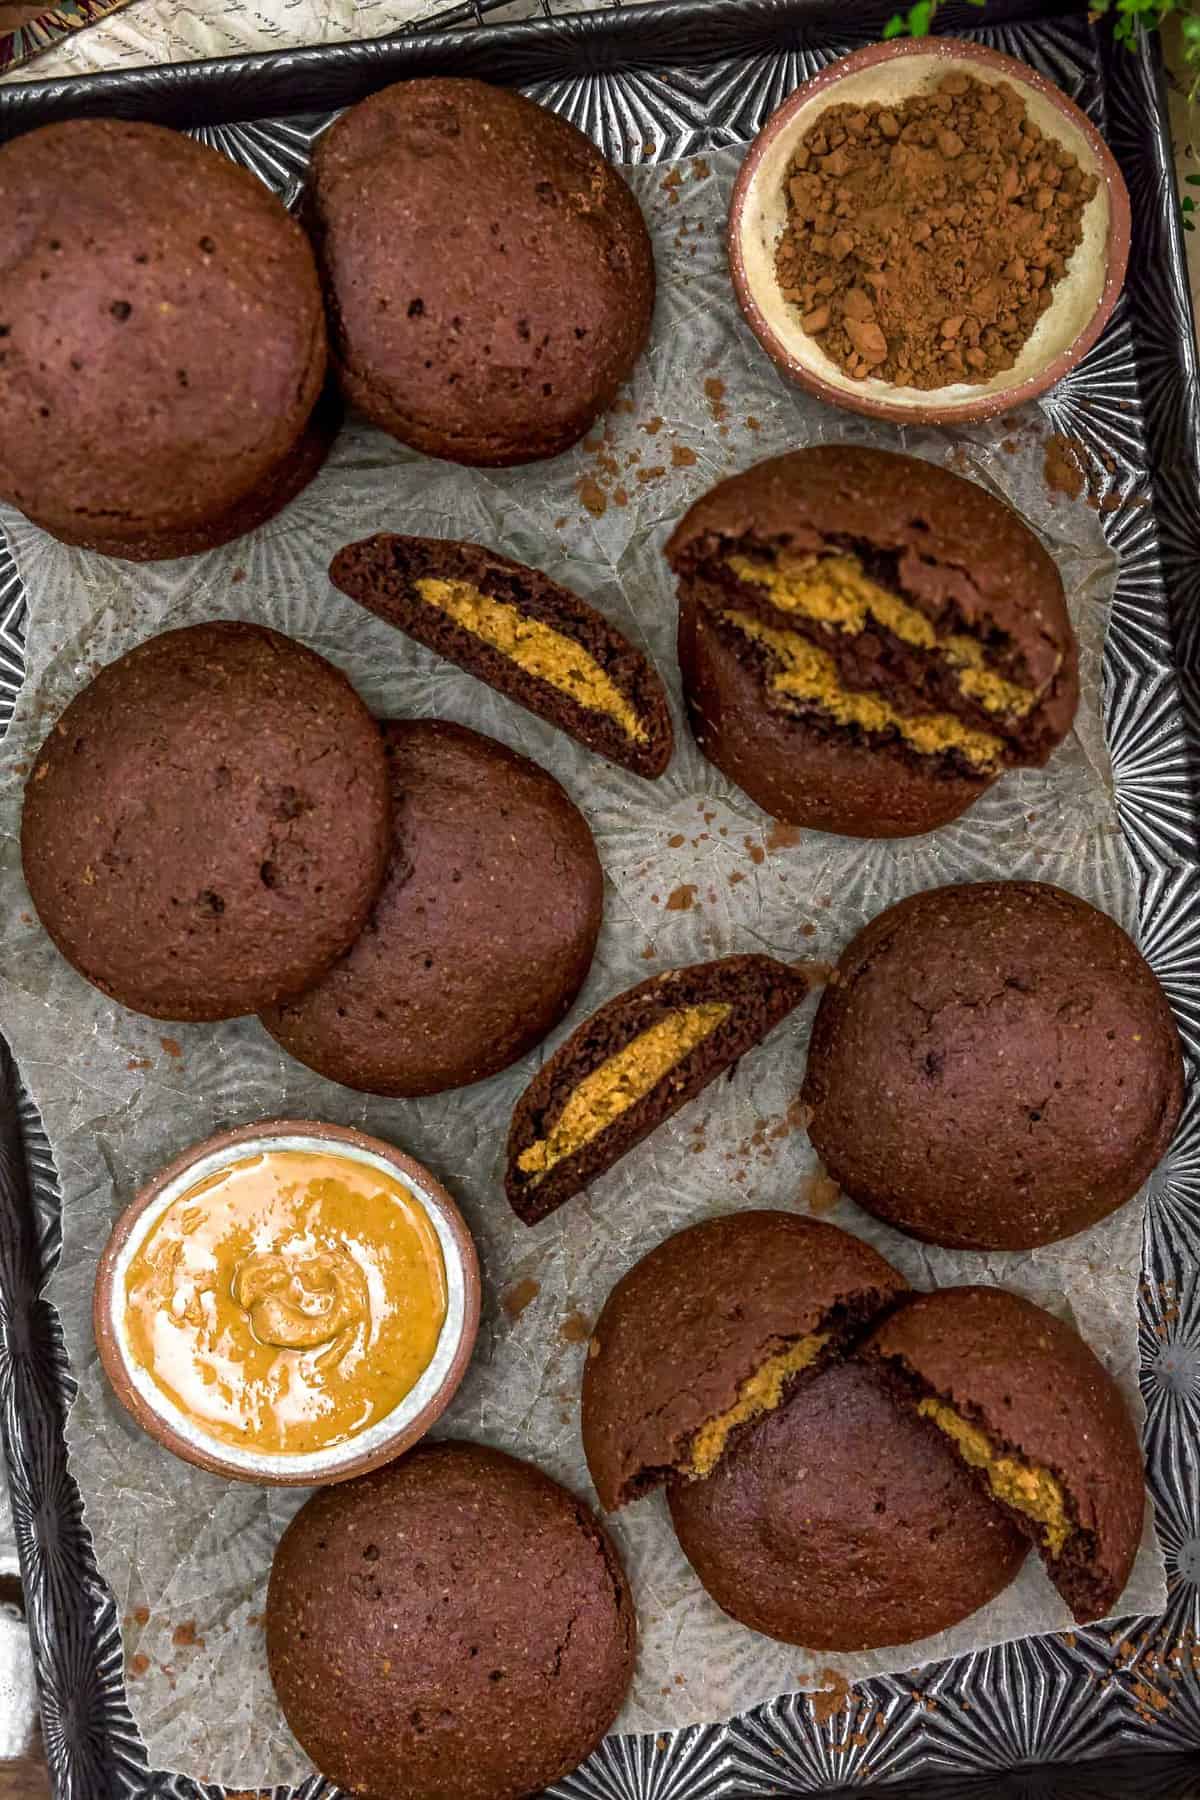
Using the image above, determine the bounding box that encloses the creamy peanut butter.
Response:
[726,551,1040,719]
[918,1396,1072,1556]
[723,610,1006,771]
[516,1003,730,1184]
[687,1332,830,1477]
[416,576,647,743]
[124,1149,447,1456]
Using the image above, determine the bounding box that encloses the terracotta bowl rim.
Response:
[727,35,1132,425]
[93,1117,482,1487]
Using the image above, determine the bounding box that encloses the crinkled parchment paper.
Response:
[0,149,1166,1786]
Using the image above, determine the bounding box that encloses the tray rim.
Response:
[1,3,1199,1796]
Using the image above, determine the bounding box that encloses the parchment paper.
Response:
[0,150,1166,1786]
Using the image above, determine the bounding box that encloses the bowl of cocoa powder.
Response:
[728,37,1129,423]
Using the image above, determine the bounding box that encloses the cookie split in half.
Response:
[505,955,817,1224]
[332,534,673,778]
[863,1286,1145,1624]
[582,1210,908,1513]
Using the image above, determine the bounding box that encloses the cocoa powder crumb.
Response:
[578,476,607,517]
[1044,432,1086,500]
[666,884,697,912]
[775,74,1098,390]
[703,376,727,421]
[560,1310,591,1343]
[502,1277,540,1319]
[671,443,698,467]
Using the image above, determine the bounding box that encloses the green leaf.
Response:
[882,13,909,37]
[1186,217,1196,231]
[1186,172,1200,184]
[1183,195,1196,209]
[907,0,936,34]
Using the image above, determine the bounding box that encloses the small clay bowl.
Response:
[728,37,1130,424]
[94,1119,481,1486]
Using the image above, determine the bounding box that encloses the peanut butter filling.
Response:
[918,1397,1072,1557]
[416,576,647,743]
[723,611,1006,771]
[687,1332,830,1477]
[516,1003,731,1184]
[725,552,1039,719]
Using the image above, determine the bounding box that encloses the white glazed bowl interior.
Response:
[736,48,1112,412]
[106,1131,470,1483]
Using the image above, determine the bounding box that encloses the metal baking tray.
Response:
[2,0,1200,1794]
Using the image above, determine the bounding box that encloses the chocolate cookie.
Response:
[667,1357,1027,1650]
[667,445,1078,838]
[331,536,673,778]
[803,880,1183,1250]
[0,119,329,561]
[22,622,390,1022]
[864,1287,1145,1623]
[506,954,817,1225]
[261,719,603,1096]
[306,77,655,466]
[582,1211,907,1511]
[266,1440,636,1800]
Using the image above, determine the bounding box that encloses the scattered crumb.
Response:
[502,1277,540,1320]
[132,1606,150,1628]
[704,376,727,422]
[129,1654,150,1678]
[745,415,761,431]
[578,476,607,518]
[560,1311,591,1343]
[614,486,630,508]
[766,822,802,852]
[172,1620,204,1649]
[637,464,667,484]
[811,1671,852,1724]
[642,415,663,435]
[662,168,683,205]
[801,1170,840,1216]
[1001,437,1019,454]
[159,1037,182,1059]
[230,567,247,585]
[744,836,765,866]
[668,832,686,848]
[656,1735,669,1752]
[666,884,698,912]
[729,871,746,887]
[126,1057,153,1072]
[671,443,698,468]
[691,156,711,179]
[553,515,567,530]
[19,911,31,925]
[246,1612,264,1628]
[642,945,656,959]
[1043,433,1086,502]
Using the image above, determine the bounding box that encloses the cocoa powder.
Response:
[775,73,1099,389]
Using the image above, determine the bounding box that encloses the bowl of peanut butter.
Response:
[94,1119,480,1484]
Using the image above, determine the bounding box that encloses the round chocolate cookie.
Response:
[0,119,329,561]
[667,446,1078,838]
[261,719,603,1096]
[864,1287,1145,1623]
[803,881,1183,1250]
[583,1210,907,1512]
[22,622,390,1022]
[306,77,655,465]
[667,1357,1027,1651]
[267,1440,636,1800]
